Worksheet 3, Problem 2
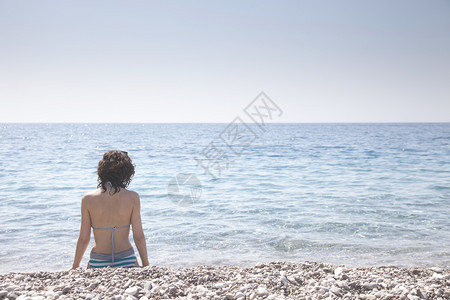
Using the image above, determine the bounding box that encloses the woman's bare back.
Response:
[84,186,138,254]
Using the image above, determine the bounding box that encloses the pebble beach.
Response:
[0,262,448,300]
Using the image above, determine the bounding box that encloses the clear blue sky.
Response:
[1,0,449,122]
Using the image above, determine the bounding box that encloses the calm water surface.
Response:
[0,123,449,273]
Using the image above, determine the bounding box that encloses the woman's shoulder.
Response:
[81,188,102,202]
[122,189,140,198]
[83,188,102,197]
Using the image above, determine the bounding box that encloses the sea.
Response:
[0,123,449,273]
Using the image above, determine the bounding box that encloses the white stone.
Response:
[44,290,55,297]
[257,286,269,297]
[143,282,152,291]
[330,286,342,296]
[334,267,345,277]
[124,286,139,296]
[430,267,442,273]
[432,273,444,279]
[215,282,226,289]
[14,275,25,281]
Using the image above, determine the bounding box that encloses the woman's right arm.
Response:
[72,196,91,269]
[131,193,149,267]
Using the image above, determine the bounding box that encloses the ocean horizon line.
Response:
[1,121,450,125]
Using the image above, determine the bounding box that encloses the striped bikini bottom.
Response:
[89,247,137,268]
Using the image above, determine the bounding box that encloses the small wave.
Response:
[430,185,450,190]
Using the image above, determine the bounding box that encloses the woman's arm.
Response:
[72,196,91,269]
[131,193,149,267]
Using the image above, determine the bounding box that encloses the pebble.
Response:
[334,267,345,277]
[124,286,138,296]
[257,286,269,297]
[363,282,377,290]
[432,273,444,279]
[330,286,342,296]
[215,282,226,289]
[0,262,446,299]
[143,281,152,291]
[13,275,25,281]
[44,290,54,297]
[430,267,443,273]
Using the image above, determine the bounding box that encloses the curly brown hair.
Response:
[97,150,135,194]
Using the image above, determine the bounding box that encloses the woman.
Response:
[72,150,149,269]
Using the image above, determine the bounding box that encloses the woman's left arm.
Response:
[72,196,91,269]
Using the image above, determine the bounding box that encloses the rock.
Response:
[432,273,444,279]
[14,275,25,281]
[44,290,55,297]
[286,275,297,284]
[143,282,152,291]
[363,283,376,290]
[225,293,234,300]
[336,281,349,290]
[6,286,17,292]
[430,267,442,273]
[125,286,139,296]
[168,286,178,295]
[330,286,342,296]
[6,292,19,300]
[316,286,329,293]
[215,282,226,289]
[334,267,345,277]
[124,279,132,289]
[62,286,71,294]
[257,286,269,297]
[0,262,447,300]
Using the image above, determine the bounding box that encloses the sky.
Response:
[0,0,449,123]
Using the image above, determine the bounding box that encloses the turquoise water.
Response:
[0,123,449,273]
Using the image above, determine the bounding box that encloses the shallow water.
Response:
[0,123,449,273]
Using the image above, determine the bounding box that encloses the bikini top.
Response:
[92,225,129,264]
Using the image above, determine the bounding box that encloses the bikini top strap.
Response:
[92,225,129,230]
